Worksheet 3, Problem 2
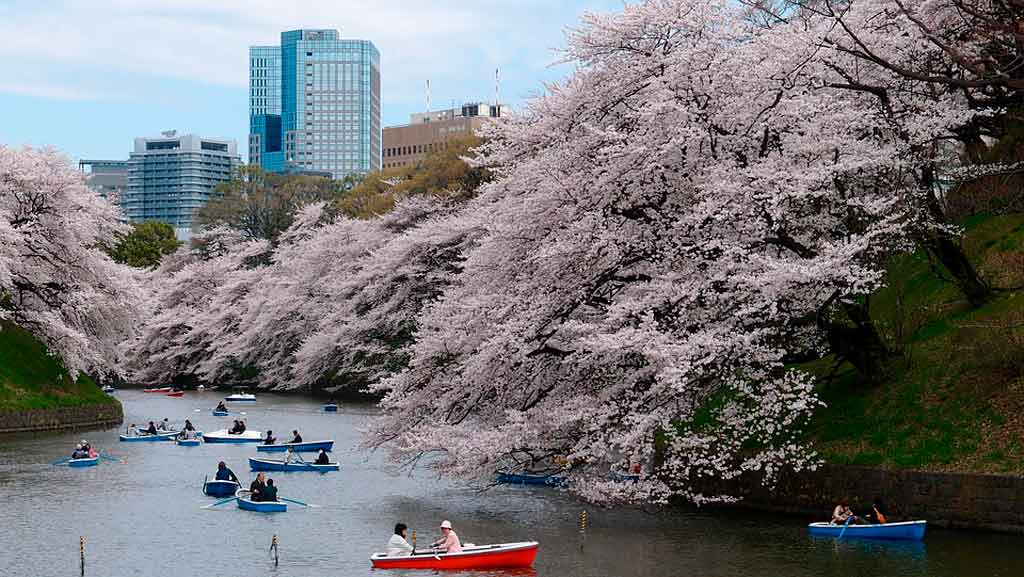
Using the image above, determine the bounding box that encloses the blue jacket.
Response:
[215,467,238,482]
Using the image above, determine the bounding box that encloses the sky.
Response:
[0,0,622,162]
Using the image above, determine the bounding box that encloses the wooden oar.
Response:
[279,497,318,508]
[201,496,239,509]
[837,516,853,539]
[99,454,126,463]
[51,457,71,465]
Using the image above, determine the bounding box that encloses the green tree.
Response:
[198,165,346,241]
[108,221,182,269]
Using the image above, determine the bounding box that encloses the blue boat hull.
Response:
[497,472,567,487]
[177,438,201,446]
[237,498,287,512]
[203,480,239,497]
[249,457,339,472]
[323,404,338,412]
[203,430,263,443]
[119,432,177,442]
[211,410,229,416]
[69,457,99,468]
[808,521,926,540]
[256,440,334,453]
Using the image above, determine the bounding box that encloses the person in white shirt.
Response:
[387,523,414,557]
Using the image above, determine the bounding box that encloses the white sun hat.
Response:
[440,520,452,529]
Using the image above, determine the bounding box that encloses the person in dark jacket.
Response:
[290,430,303,444]
[215,461,238,482]
[215,401,227,412]
[229,420,243,434]
[315,449,330,465]
[146,421,158,435]
[184,419,195,432]
[264,430,276,445]
[262,478,279,502]
[249,473,267,501]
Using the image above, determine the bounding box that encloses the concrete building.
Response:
[124,131,240,240]
[249,29,381,179]
[382,102,503,169]
[78,159,128,200]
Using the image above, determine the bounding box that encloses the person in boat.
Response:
[314,449,330,465]
[867,497,888,525]
[146,421,158,435]
[229,420,243,435]
[431,520,463,554]
[215,461,238,482]
[250,472,267,501]
[237,420,247,434]
[831,498,857,525]
[160,418,171,431]
[264,430,276,445]
[284,447,294,465]
[215,401,227,412]
[71,444,87,459]
[387,523,414,557]
[184,419,195,432]
[82,440,96,458]
[290,430,303,444]
[262,478,278,502]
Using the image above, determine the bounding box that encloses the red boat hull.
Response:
[164,391,184,397]
[143,387,172,393]
[371,542,538,570]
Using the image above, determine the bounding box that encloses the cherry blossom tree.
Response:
[0,146,141,377]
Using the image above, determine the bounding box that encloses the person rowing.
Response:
[264,430,276,445]
[229,420,246,435]
[314,449,330,465]
[284,447,295,465]
[832,497,857,525]
[387,523,414,557]
[184,419,195,432]
[71,444,88,459]
[160,418,171,431]
[215,401,227,412]
[215,461,238,482]
[289,430,303,444]
[249,472,267,501]
[431,520,463,553]
[145,421,158,435]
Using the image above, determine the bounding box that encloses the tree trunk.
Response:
[921,234,993,308]
[819,297,891,384]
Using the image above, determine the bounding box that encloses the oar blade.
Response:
[201,496,238,509]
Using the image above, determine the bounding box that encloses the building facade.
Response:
[78,159,128,200]
[382,102,502,169]
[249,29,380,179]
[124,132,240,240]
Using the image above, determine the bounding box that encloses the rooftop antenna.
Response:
[494,67,501,117]
[426,79,431,117]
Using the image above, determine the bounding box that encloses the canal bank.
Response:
[697,463,1024,534]
[0,403,123,434]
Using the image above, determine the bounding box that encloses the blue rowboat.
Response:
[203,479,239,497]
[497,472,567,487]
[323,404,338,412]
[237,497,287,513]
[203,429,263,444]
[211,410,229,417]
[256,439,333,453]
[177,438,201,447]
[119,431,178,442]
[68,456,99,468]
[808,520,927,540]
[249,456,339,473]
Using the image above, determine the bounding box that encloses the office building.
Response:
[79,159,128,200]
[382,102,503,169]
[124,131,240,240]
[249,29,381,179]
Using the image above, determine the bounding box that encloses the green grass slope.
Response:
[0,322,115,412]
[807,213,1024,473]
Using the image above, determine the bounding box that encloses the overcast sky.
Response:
[0,0,621,161]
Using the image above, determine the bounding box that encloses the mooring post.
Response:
[80,536,85,576]
[579,510,588,551]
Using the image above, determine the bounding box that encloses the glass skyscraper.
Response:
[125,132,240,240]
[249,29,381,178]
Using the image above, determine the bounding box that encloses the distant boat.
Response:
[197,385,206,391]
[323,403,338,412]
[119,431,178,442]
[211,409,230,417]
[203,429,263,444]
[224,393,256,402]
[256,440,334,453]
[68,456,100,468]
[176,437,201,447]
[807,520,927,540]
[203,479,239,497]
[370,541,539,570]
[165,391,185,397]
[102,385,116,393]
[248,456,339,472]
[496,472,567,487]
[143,387,172,393]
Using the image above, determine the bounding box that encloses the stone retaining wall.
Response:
[0,403,123,434]
[702,463,1024,533]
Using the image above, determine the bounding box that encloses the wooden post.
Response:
[80,536,85,576]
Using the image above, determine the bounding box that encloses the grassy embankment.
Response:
[806,213,1024,474]
[0,322,115,412]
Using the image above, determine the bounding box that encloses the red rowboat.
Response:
[143,387,172,393]
[164,391,184,397]
[370,541,538,570]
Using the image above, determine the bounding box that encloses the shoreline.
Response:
[0,402,123,435]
